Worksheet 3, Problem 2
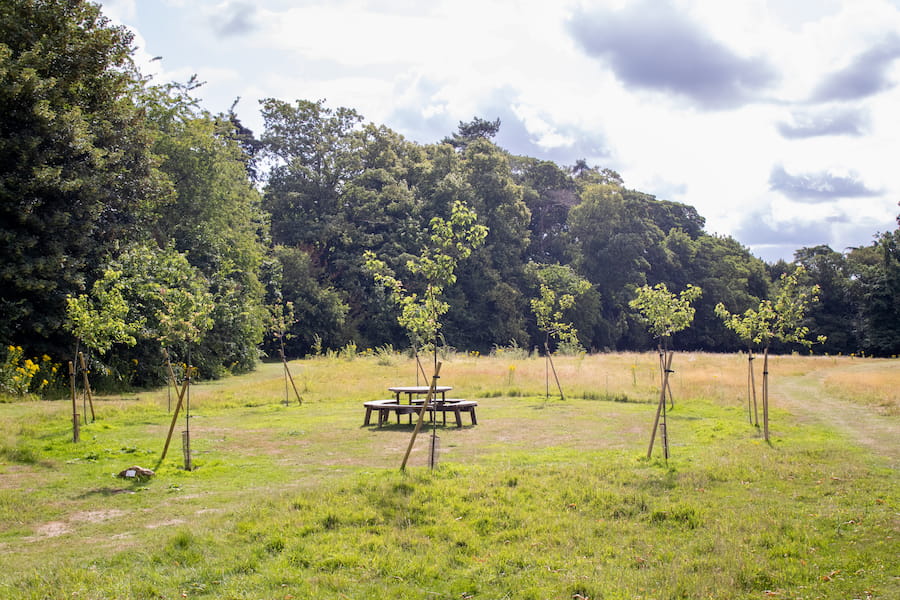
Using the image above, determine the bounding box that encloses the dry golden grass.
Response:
[821,360,900,415]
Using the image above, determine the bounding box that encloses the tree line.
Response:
[2,1,898,391]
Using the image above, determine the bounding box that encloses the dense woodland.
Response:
[2,1,899,391]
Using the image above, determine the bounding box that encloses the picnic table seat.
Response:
[433,399,478,427]
[363,398,478,428]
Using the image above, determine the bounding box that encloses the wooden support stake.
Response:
[78,352,95,422]
[69,361,78,442]
[280,348,302,405]
[658,349,675,409]
[666,371,675,409]
[158,376,191,466]
[647,351,674,459]
[545,350,550,398]
[401,362,442,471]
[163,348,178,413]
[748,353,759,426]
[762,348,770,442]
[414,349,428,386]
[544,342,565,400]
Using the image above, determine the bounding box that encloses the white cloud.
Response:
[100,0,900,261]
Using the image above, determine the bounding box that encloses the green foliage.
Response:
[629,283,703,346]
[0,0,169,349]
[716,266,825,350]
[1,0,896,376]
[442,116,501,149]
[143,81,269,374]
[527,263,591,351]
[365,200,487,349]
[107,243,214,365]
[65,268,142,354]
[849,227,900,356]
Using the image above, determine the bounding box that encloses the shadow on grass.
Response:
[75,485,141,498]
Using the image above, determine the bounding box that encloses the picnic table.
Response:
[363,385,478,428]
[388,385,452,403]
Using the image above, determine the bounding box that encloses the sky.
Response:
[100,0,900,263]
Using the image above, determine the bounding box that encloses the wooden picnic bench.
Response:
[363,399,478,428]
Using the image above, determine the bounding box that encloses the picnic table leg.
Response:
[364,407,373,426]
[453,408,462,428]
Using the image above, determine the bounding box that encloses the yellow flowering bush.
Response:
[1,346,61,398]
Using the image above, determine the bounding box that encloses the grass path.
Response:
[777,361,899,468]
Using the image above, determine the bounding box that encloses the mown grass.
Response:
[0,352,897,599]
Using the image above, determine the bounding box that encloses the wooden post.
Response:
[658,348,675,409]
[163,348,177,413]
[78,352,95,423]
[401,362,442,471]
[69,361,78,442]
[762,348,770,442]
[666,370,675,409]
[544,342,565,400]
[748,352,759,426]
[158,376,191,466]
[545,350,550,398]
[647,351,674,459]
[413,346,428,386]
[280,348,302,405]
[182,430,192,471]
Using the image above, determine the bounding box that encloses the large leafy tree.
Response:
[511,157,579,265]
[64,268,142,357]
[850,225,900,356]
[106,243,214,384]
[445,139,532,349]
[792,245,858,354]
[658,233,770,351]
[0,0,168,350]
[268,245,348,356]
[143,81,269,375]
[260,98,364,250]
[568,182,660,349]
[442,116,501,150]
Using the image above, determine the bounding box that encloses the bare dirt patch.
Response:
[25,509,128,542]
[30,521,71,539]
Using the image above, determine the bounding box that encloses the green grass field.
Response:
[1,352,897,599]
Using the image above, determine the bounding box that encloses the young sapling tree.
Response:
[365,200,487,371]
[528,263,591,399]
[269,300,302,405]
[65,268,144,425]
[154,271,214,469]
[629,283,702,459]
[716,266,825,442]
